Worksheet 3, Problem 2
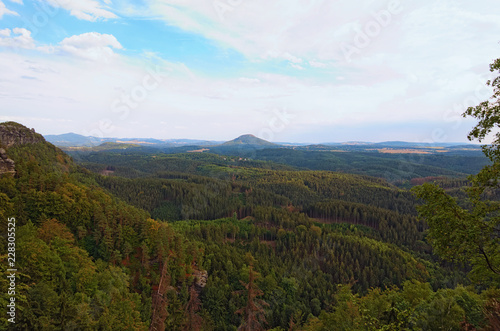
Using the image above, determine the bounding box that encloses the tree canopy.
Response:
[414,57,500,285]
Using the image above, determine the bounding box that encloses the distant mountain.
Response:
[373,141,472,147]
[221,134,276,146]
[45,133,222,148]
[44,131,481,152]
[44,133,96,147]
[164,139,222,146]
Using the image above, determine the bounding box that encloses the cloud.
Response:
[60,32,122,49]
[59,32,123,61]
[282,52,303,64]
[290,63,304,70]
[0,0,18,18]
[145,1,499,70]
[0,28,35,49]
[0,0,498,143]
[145,0,393,62]
[0,29,124,62]
[309,60,326,68]
[238,77,260,84]
[0,42,485,142]
[42,0,117,21]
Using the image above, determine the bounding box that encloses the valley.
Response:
[1,122,498,330]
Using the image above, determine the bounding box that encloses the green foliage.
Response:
[0,134,201,329]
[463,57,500,161]
[413,183,500,283]
[302,282,491,331]
[1,122,496,330]
[251,148,488,183]
[414,57,500,285]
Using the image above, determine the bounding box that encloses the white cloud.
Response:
[42,0,117,21]
[0,0,499,142]
[290,63,304,70]
[0,0,18,18]
[0,29,124,61]
[146,0,393,62]
[59,32,123,61]
[0,28,34,49]
[309,60,326,68]
[144,1,499,68]
[238,77,260,84]
[60,32,122,49]
[0,43,487,142]
[282,52,303,64]
[7,0,22,4]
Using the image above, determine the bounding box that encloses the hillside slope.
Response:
[1,122,496,330]
[221,134,276,146]
[0,122,201,329]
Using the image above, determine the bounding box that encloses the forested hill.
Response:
[1,122,498,330]
[0,122,201,329]
[65,142,490,186]
[221,134,276,147]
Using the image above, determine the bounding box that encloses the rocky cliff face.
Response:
[0,148,15,175]
[0,122,46,148]
[0,122,47,175]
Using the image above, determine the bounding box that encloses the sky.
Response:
[0,0,499,143]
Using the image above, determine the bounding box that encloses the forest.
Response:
[0,118,499,330]
[65,139,490,188]
[2,56,500,329]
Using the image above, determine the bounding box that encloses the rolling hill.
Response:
[221,134,277,146]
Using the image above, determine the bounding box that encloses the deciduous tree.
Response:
[413,57,500,283]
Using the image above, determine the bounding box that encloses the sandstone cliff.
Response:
[0,121,46,148]
[0,148,15,175]
[0,122,47,175]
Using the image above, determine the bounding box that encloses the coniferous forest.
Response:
[0,57,499,331]
[1,115,499,330]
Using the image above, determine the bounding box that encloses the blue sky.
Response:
[0,0,499,143]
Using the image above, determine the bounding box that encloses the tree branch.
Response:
[478,246,500,275]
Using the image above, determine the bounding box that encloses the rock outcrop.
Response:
[0,148,15,175]
[0,122,47,175]
[193,269,208,288]
[0,121,46,148]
